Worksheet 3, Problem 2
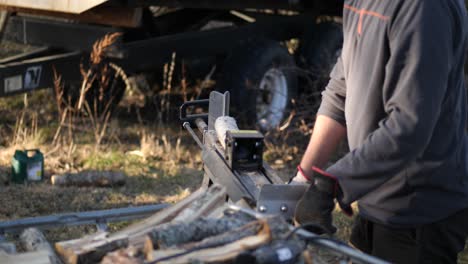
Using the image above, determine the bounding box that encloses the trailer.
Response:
[0,0,344,130]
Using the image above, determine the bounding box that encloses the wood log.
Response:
[172,184,226,221]
[0,250,51,264]
[115,186,207,240]
[55,232,128,264]
[179,220,263,250]
[119,184,224,249]
[51,171,125,187]
[144,217,249,251]
[146,224,272,263]
[54,185,222,263]
[100,247,143,264]
[20,228,62,264]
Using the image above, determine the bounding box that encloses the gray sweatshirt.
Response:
[318,0,468,226]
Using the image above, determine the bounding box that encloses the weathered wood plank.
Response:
[20,228,62,264]
[51,171,125,187]
[0,250,51,264]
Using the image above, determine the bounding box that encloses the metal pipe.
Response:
[0,203,168,235]
[183,121,204,149]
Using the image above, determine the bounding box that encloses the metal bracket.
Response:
[208,91,230,130]
[257,184,307,220]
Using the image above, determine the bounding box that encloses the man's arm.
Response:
[297,115,346,178]
[293,55,348,182]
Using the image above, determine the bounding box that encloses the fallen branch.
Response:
[51,171,125,187]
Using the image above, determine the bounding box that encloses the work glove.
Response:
[293,166,353,235]
[288,166,313,184]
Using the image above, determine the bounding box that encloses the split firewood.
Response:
[54,185,225,263]
[146,221,272,263]
[0,250,51,264]
[101,247,143,264]
[55,232,128,264]
[115,187,208,241]
[172,184,226,221]
[122,185,226,249]
[51,171,126,187]
[20,228,62,264]
[179,220,263,251]
[144,217,250,251]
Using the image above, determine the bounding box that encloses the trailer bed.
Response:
[0,0,109,14]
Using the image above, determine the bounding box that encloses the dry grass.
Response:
[0,87,204,244]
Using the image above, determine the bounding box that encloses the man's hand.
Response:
[293,167,353,234]
[289,166,312,184]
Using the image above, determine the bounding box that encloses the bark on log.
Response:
[114,187,207,241]
[53,184,228,264]
[144,217,249,251]
[51,171,126,187]
[123,184,225,249]
[55,232,128,264]
[20,228,62,264]
[147,226,272,263]
[179,220,263,251]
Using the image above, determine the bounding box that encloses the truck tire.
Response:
[299,19,343,88]
[218,40,298,131]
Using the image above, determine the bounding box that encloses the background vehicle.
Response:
[0,0,344,130]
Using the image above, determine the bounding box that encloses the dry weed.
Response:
[12,110,44,148]
[90,32,122,65]
[51,33,127,149]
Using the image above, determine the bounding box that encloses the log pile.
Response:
[2,184,318,264]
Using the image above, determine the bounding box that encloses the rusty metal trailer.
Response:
[0,0,344,130]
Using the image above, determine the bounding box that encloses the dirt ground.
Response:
[0,89,207,243]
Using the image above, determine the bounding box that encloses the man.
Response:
[291,0,468,263]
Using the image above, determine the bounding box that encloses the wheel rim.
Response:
[256,68,289,131]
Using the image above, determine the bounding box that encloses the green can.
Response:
[11,149,44,183]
